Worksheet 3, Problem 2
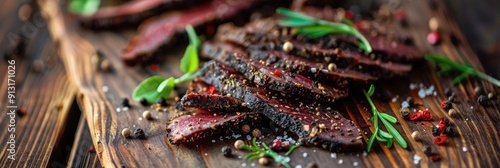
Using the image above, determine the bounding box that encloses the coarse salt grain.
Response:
[246,135,252,140]
[295,165,302,168]
[303,152,308,158]
[102,86,109,92]
[241,163,246,167]
[251,163,255,167]
[116,108,121,112]
[331,153,337,159]
[462,147,467,152]
[362,151,367,156]
[401,101,409,108]
[338,159,343,164]
[353,162,359,166]
[413,154,421,165]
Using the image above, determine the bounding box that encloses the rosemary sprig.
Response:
[425,54,500,87]
[363,85,407,152]
[132,25,201,103]
[276,8,372,53]
[240,138,299,168]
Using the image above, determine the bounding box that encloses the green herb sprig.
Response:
[69,0,101,15]
[132,25,201,103]
[276,8,372,53]
[240,138,300,168]
[425,54,500,87]
[363,85,407,152]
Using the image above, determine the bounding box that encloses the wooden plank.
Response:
[0,15,77,168]
[37,0,500,167]
[68,115,102,168]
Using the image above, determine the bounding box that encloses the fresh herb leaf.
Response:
[425,54,500,87]
[132,25,201,104]
[277,8,372,53]
[132,76,166,103]
[69,0,100,16]
[363,84,408,152]
[239,137,296,168]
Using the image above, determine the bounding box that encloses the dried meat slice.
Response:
[197,61,364,152]
[166,110,260,143]
[181,80,249,112]
[121,0,257,65]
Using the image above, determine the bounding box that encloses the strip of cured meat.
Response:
[166,110,260,143]
[197,61,364,152]
[121,0,257,65]
[181,80,249,112]
[201,42,349,102]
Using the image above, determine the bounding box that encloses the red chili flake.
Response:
[421,110,433,121]
[150,64,159,71]
[359,123,371,128]
[409,112,422,121]
[354,22,361,30]
[434,136,447,145]
[436,123,447,133]
[438,116,450,126]
[88,146,95,153]
[431,154,441,162]
[273,70,282,77]
[440,101,447,109]
[427,32,441,45]
[272,140,282,151]
[207,86,216,95]
[345,10,353,20]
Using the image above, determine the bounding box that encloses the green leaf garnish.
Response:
[132,25,201,104]
[276,8,372,53]
[240,137,297,168]
[69,0,100,16]
[425,54,500,87]
[363,85,407,152]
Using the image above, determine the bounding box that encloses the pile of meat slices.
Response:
[166,7,425,152]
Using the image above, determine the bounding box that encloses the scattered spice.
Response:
[427,32,441,45]
[258,157,269,165]
[432,127,441,136]
[283,41,294,52]
[221,146,232,157]
[421,110,433,120]
[134,128,147,139]
[445,127,455,136]
[121,128,131,138]
[474,86,483,95]
[139,97,149,106]
[447,109,458,118]
[488,92,495,100]
[16,108,26,117]
[477,95,488,106]
[444,88,453,97]
[411,131,422,141]
[428,17,439,32]
[157,97,167,107]
[240,124,251,134]
[272,140,282,151]
[88,146,95,153]
[143,111,152,120]
[438,117,450,126]
[306,162,318,168]
[32,59,45,73]
[436,123,446,133]
[281,141,291,150]
[434,136,447,145]
[328,63,337,71]
[234,140,245,149]
[252,129,262,138]
[409,112,422,121]
[440,101,452,111]
[207,86,216,95]
[431,154,441,162]
[406,97,415,107]
[400,107,411,119]
[100,59,112,72]
[150,64,160,71]
[121,98,130,107]
[273,70,282,76]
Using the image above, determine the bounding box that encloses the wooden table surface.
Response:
[1,0,499,167]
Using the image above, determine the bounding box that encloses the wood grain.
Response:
[37,0,500,167]
[68,115,102,168]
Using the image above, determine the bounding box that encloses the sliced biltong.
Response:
[181,81,249,112]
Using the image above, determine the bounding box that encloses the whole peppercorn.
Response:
[423,145,432,156]
[428,17,439,32]
[142,111,152,120]
[121,128,131,138]
[283,41,294,52]
[432,126,441,136]
[440,101,452,111]
[474,86,483,95]
[328,63,337,71]
[307,162,318,168]
[406,97,415,107]
[488,92,495,100]
[121,98,130,107]
[444,88,453,97]
[157,98,167,106]
[438,117,450,126]
[100,59,112,72]
[234,140,245,149]
[139,97,149,106]
[240,124,251,134]
[221,146,232,157]
[134,128,146,139]
[400,107,411,119]
[411,131,422,141]
[252,128,262,138]
[477,95,488,106]
[272,140,282,150]
[258,157,269,165]
[16,108,26,117]
[447,109,458,118]
[281,141,291,150]
[445,127,455,136]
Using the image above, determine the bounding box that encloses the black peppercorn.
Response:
[423,145,432,156]
[442,101,452,111]
[432,127,441,136]
[400,107,411,119]
[16,108,26,117]
[445,127,455,136]
[306,162,318,168]
[444,88,453,97]
[139,97,149,106]
[477,95,488,106]
[157,97,167,106]
[221,146,232,157]
[121,98,130,107]
[406,97,415,107]
[134,128,146,139]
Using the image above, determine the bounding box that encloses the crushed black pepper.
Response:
[134,128,147,139]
